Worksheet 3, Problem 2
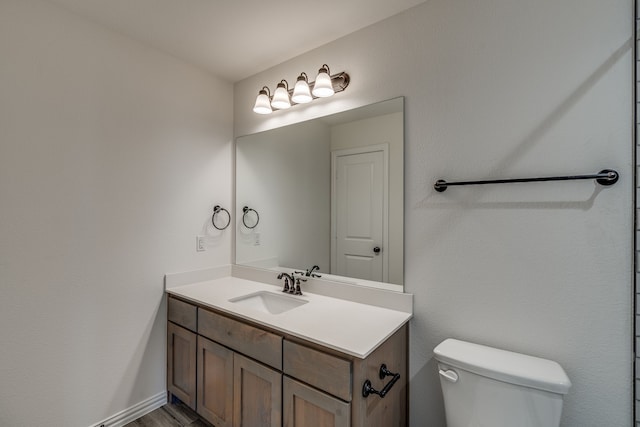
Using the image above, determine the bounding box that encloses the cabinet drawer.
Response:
[283,340,352,401]
[168,297,197,332]
[198,308,282,370]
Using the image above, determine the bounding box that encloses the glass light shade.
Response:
[292,76,312,104]
[312,67,334,98]
[253,90,272,114]
[271,82,291,109]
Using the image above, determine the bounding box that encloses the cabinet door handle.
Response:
[362,364,400,398]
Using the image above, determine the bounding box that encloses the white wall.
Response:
[234,1,633,426]
[636,4,640,422]
[236,120,331,270]
[0,1,233,426]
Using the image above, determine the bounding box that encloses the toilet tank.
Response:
[433,339,571,427]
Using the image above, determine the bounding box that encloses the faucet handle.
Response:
[278,272,292,293]
[293,278,305,295]
[304,265,321,278]
[282,278,290,293]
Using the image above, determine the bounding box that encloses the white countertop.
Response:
[167,275,412,359]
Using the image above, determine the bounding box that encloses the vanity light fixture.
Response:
[271,79,292,110]
[311,64,334,98]
[291,72,312,104]
[252,86,272,115]
[252,64,350,114]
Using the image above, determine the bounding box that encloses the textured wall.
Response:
[635,1,639,424]
[0,1,233,425]
[234,1,634,425]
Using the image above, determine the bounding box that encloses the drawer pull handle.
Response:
[362,364,400,398]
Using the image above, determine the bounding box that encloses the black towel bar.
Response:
[434,169,618,192]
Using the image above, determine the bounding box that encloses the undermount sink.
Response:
[229,291,308,315]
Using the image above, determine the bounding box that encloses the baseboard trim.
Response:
[88,391,167,427]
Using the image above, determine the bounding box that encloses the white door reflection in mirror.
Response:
[332,145,388,282]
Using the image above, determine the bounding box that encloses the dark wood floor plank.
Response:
[125,402,215,427]
[188,419,214,427]
[124,406,181,427]
[162,401,200,425]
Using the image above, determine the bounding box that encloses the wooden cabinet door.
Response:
[197,336,234,427]
[167,322,197,410]
[233,354,282,427]
[283,377,350,427]
[352,325,407,427]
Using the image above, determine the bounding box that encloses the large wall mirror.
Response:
[235,97,404,291]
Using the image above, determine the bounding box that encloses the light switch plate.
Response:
[196,235,206,252]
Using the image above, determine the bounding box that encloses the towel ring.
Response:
[212,205,230,230]
[242,206,260,229]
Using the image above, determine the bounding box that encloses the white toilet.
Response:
[434,338,571,427]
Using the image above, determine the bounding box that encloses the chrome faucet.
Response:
[277,271,308,295]
[277,272,294,293]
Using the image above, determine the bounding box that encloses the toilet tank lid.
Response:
[433,339,571,394]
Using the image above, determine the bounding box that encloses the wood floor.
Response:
[124,401,213,427]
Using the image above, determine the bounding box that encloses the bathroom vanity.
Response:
[166,96,411,426]
[165,271,411,427]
